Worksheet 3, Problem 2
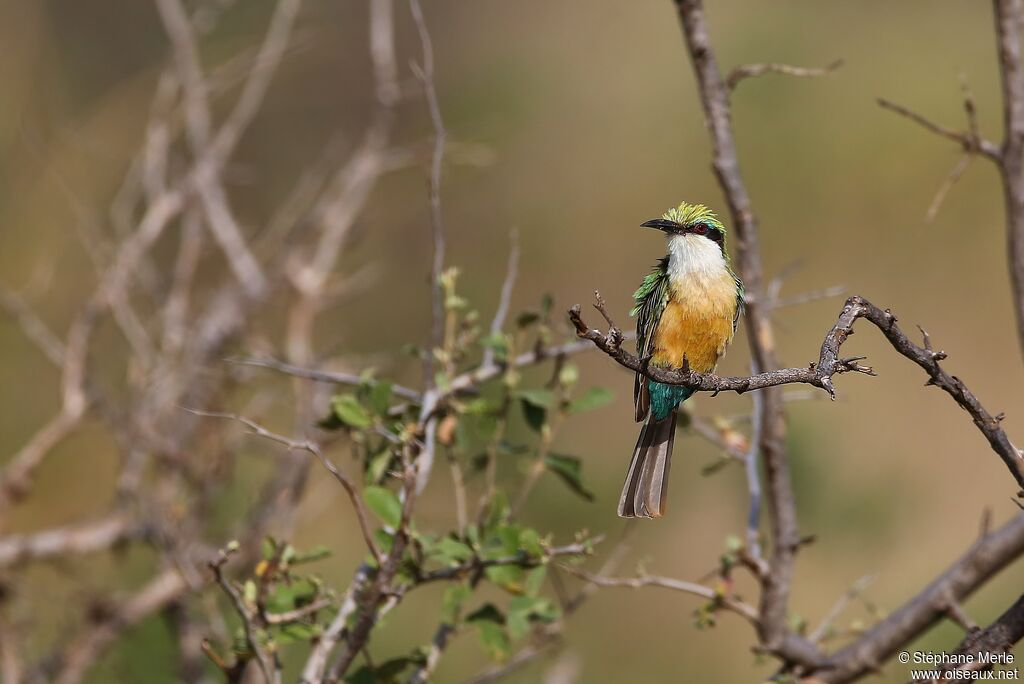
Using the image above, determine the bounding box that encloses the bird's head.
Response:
[641,202,727,252]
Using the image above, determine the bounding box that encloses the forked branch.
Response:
[569,293,1024,493]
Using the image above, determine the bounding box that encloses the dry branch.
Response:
[726,59,843,91]
[672,0,799,655]
[572,293,1024,498]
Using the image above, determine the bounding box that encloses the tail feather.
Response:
[617,412,677,518]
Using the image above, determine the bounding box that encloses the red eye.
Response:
[692,223,708,235]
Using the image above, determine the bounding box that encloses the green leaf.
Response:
[540,293,553,317]
[480,332,509,360]
[366,447,393,484]
[506,606,530,640]
[544,453,595,501]
[277,622,321,643]
[331,394,373,429]
[429,537,474,566]
[345,667,376,684]
[376,655,423,679]
[466,603,505,624]
[516,389,554,408]
[485,565,525,593]
[368,381,393,416]
[520,400,546,432]
[401,343,424,359]
[243,580,257,608]
[524,566,547,597]
[261,537,278,560]
[507,596,560,639]
[569,386,614,413]
[434,371,451,392]
[484,490,510,534]
[497,524,523,555]
[292,545,332,564]
[467,604,509,661]
[363,486,402,528]
[518,528,544,558]
[463,398,500,415]
[516,310,540,328]
[265,578,318,614]
[477,620,510,661]
[374,528,395,556]
[441,583,471,624]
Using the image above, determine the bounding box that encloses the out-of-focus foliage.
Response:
[3,1,1024,682]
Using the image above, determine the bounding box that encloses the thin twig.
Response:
[183,408,382,564]
[808,575,875,644]
[409,0,448,384]
[209,546,279,684]
[727,59,843,91]
[877,97,1000,160]
[227,356,421,400]
[559,564,760,626]
[482,228,519,368]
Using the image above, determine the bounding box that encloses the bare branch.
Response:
[0,514,142,569]
[993,0,1024,360]
[482,228,519,368]
[227,356,421,401]
[571,294,1024,492]
[819,513,1024,683]
[409,0,448,384]
[929,594,1024,682]
[809,575,876,644]
[877,97,1001,160]
[770,284,847,310]
[155,0,271,297]
[0,593,22,684]
[727,58,843,91]
[559,564,760,626]
[51,569,189,684]
[672,0,798,654]
[0,285,65,366]
[926,154,973,222]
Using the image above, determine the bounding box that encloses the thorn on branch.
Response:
[979,507,993,539]
[918,324,933,351]
[943,597,980,633]
[838,356,876,377]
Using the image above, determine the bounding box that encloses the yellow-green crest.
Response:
[662,201,726,232]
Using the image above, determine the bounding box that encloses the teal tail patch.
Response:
[648,381,693,422]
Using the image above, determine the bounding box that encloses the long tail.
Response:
[617,412,677,518]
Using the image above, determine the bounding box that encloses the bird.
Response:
[618,201,744,519]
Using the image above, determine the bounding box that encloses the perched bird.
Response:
[618,202,744,519]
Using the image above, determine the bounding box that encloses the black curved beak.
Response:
[640,218,680,232]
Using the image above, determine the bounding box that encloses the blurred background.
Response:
[2,0,1023,681]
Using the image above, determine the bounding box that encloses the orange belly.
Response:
[651,286,737,373]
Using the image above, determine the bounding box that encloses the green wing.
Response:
[731,271,745,333]
[631,257,670,422]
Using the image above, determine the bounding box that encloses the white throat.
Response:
[666,234,728,282]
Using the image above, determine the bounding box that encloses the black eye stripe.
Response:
[687,223,724,242]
